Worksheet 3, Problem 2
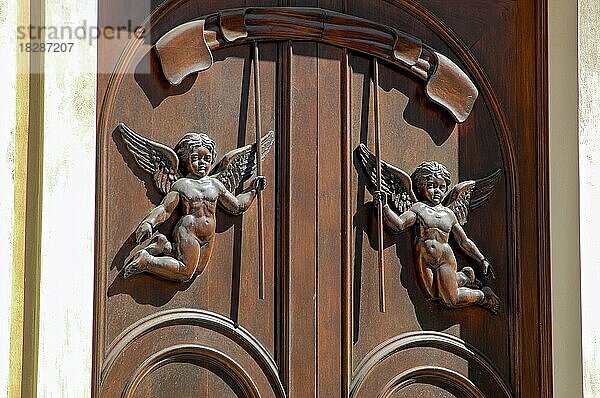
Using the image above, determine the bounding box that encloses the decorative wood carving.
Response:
[153,7,478,123]
[117,123,274,282]
[356,144,501,313]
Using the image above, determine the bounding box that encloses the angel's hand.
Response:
[373,191,388,207]
[136,222,153,244]
[481,258,496,280]
[252,176,267,192]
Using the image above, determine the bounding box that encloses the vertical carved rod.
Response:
[253,42,265,300]
[372,58,386,313]
[341,48,352,395]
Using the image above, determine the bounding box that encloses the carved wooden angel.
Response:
[117,123,274,282]
[355,143,501,314]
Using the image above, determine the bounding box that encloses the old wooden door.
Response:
[93,1,550,397]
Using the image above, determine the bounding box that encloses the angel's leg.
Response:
[435,264,485,308]
[124,229,200,282]
[123,250,189,281]
[192,238,215,276]
[144,225,214,281]
[145,233,173,256]
[149,227,203,282]
[415,255,435,299]
[437,265,500,313]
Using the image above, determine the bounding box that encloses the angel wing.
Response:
[355,143,417,213]
[117,123,182,195]
[443,169,501,225]
[209,131,275,192]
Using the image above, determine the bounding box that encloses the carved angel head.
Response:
[174,132,217,177]
[411,161,451,205]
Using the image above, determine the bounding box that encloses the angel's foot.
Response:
[480,286,500,314]
[124,249,150,279]
[155,234,173,255]
[462,267,475,281]
[458,267,481,288]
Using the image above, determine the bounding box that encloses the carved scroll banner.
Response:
[154,7,478,123]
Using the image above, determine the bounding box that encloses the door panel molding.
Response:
[121,345,260,398]
[100,309,285,397]
[350,331,512,398]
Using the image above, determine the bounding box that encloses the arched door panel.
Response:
[94,1,549,397]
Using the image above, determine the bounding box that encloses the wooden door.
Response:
[93,1,550,397]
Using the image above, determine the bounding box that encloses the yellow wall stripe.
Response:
[10,0,45,396]
[8,0,30,395]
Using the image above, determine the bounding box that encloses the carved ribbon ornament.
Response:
[154,7,478,123]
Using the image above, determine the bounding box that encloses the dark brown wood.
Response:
[316,43,344,397]
[274,39,292,393]
[94,1,551,396]
[288,41,318,396]
[535,0,553,396]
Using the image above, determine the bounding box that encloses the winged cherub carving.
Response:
[117,123,274,282]
[356,144,501,314]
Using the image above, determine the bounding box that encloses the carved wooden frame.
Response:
[93,1,551,396]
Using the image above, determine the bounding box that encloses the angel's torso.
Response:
[170,177,222,241]
[411,202,458,266]
[172,176,222,212]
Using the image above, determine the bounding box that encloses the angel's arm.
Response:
[451,222,494,277]
[383,206,417,233]
[451,221,486,263]
[215,177,265,215]
[137,191,181,237]
[373,191,416,233]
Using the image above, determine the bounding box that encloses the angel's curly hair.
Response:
[411,161,451,199]
[174,132,217,165]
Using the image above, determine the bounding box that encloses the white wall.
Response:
[35,0,97,395]
[578,1,600,397]
[549,0,584,396]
